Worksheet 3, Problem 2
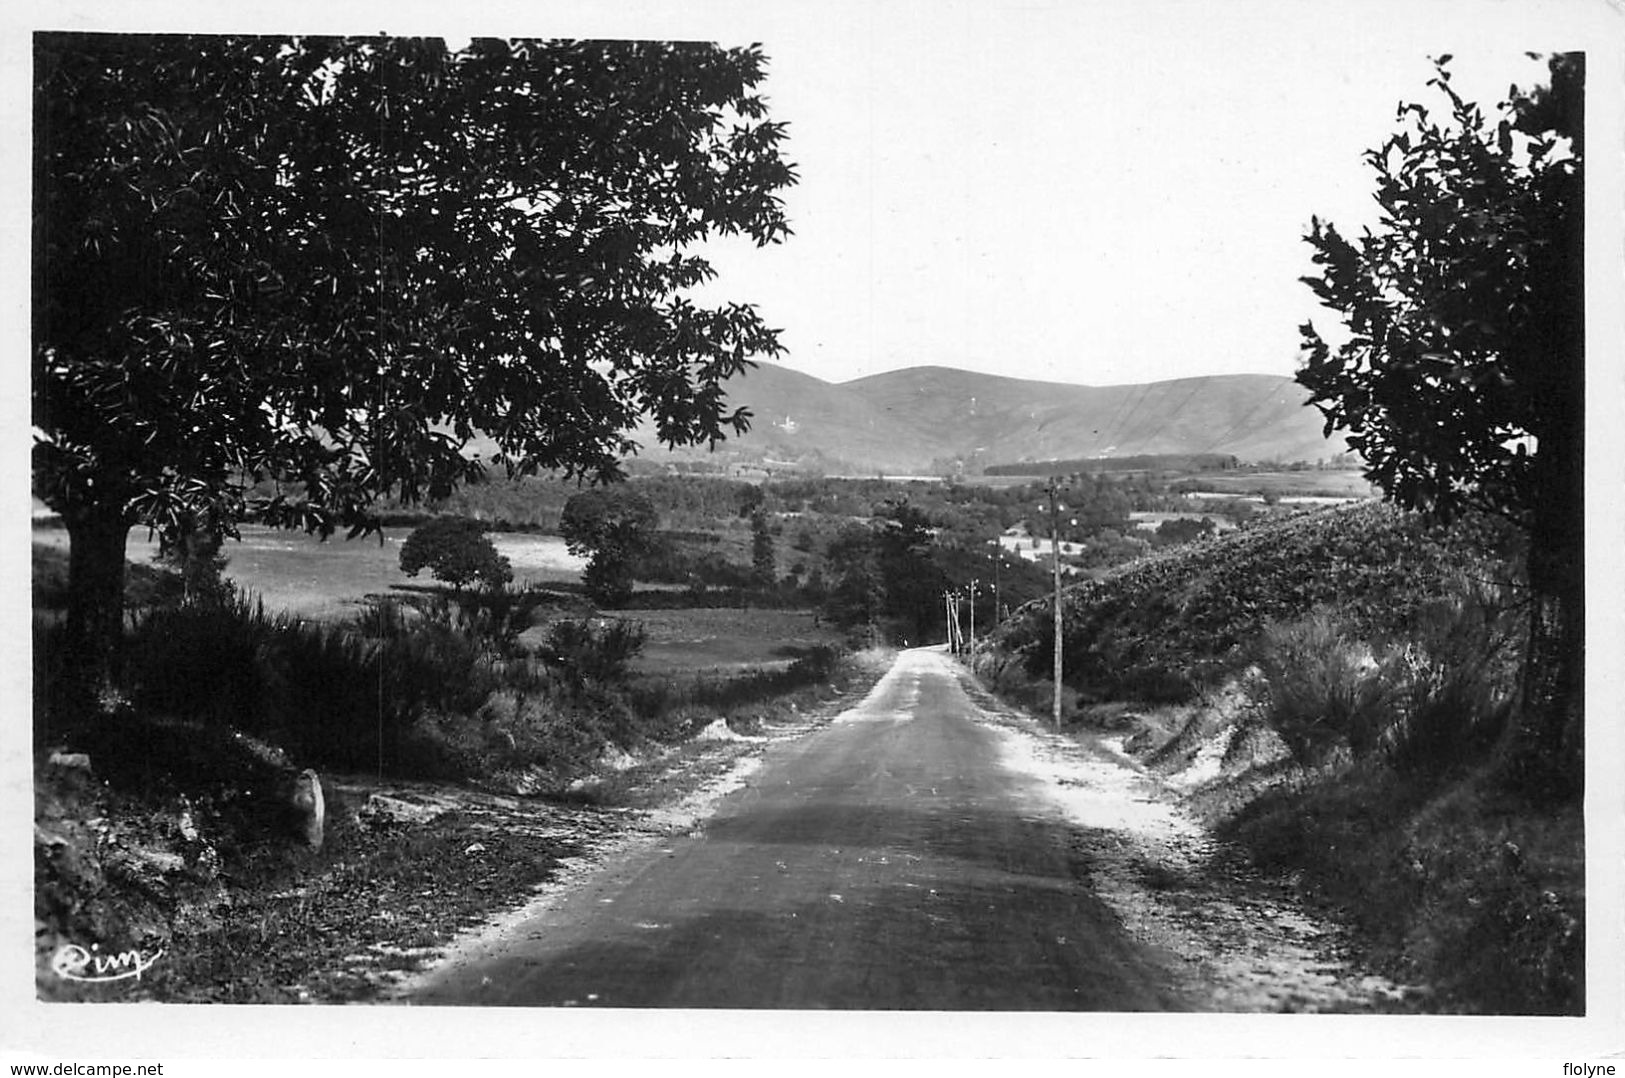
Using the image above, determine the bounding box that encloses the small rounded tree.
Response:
[559,488,659,608]
[399,517,512,592]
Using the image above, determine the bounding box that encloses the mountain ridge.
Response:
[638,363,1354,475]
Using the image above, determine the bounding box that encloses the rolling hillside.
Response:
[638,363,1353,474]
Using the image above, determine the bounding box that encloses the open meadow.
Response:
[32,523,586,622]
[1178,470,1376,498]
[616,607,844,677]
[34,519,832,679]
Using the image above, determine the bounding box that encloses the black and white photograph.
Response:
[9,0,1623,1070]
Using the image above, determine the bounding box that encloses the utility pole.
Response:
[1047,479,1064,732]
[992,543,1002,625]
[967,578,980,657]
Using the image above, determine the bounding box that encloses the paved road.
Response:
[410,648,1191,1009]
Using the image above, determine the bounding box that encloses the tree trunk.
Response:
[1501,583,1583,802]
[1502,415,1584,802]
[59,503,132,711]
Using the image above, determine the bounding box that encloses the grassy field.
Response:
[613,607,844,676]
[35,519,830,678]
[1178,470,1376,498]
[32,524,585,622]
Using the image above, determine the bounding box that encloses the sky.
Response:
[9,0,1609,391]
[678,2,1582,386]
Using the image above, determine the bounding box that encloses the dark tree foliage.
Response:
[151,503,234,607]
[822,500,949,644]
[820,523,882,642]
[1150,516,1216,548]
[1297,54,1582,798]
[873,500,951,643]
[560,488,661,607]
[750,509,776,584]
[736,484,765,518]
[398,516,512,591]
[34,33,795,687]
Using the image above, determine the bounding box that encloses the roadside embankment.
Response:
[971,503,1583,1014]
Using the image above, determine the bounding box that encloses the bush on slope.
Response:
[991,502,1510,703]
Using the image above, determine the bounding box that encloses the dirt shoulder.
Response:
[953,668,1423,1012]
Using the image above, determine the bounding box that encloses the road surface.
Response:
[410,648,1192,1009]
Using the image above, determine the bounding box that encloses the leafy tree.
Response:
[1067,479,1133,537]
[750,508,776,585]
[822,499,948,644]
[1297,54,1582,797]
[33,34,795,694]
[872,499,950,643]
[399,516,512,591]
[821,523,881,643]
[559,488,660,607]
[736,484,765,518]
[1150,516,1215,548]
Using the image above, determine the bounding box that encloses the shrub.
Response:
[154,525,235,607]
[540,618,648,692]
[398,517,512,591]
[125,592,288,731]
[121,593,520,776]
[1249,611,1401,767]
[1386,577,1520,776]
[407,588,551,660]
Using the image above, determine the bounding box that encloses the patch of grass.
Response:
[611,606,845,676]
[1219,765,1583,1014]
[627,643,852,731]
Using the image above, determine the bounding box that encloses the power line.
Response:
[1093,381,1153,456]
[1195,378,1293,455]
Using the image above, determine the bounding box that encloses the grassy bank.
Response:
[976,503,1583,1014]
[1210,760,1582,1013]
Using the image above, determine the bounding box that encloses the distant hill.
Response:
[637,363,1354,475]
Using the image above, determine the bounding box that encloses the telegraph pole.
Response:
[992,543,1002,624]
[1047,479,1064,732]
[966,579,979,656]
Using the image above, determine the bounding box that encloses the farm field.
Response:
[611,607,844,676]
[1178,470,1375,498]
[31,524,585,622]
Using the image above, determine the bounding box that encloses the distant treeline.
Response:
[983,454,1241,477]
